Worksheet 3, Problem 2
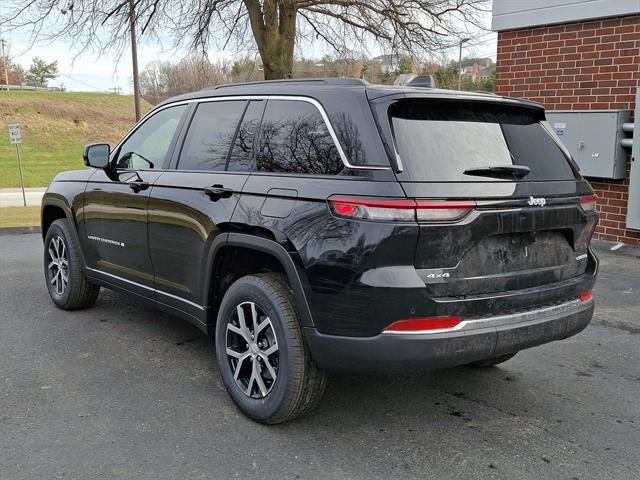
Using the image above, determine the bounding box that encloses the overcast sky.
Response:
[1,3,497,93]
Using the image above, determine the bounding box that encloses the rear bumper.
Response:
[305,298,594,374]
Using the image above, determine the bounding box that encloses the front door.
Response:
[148,99,263,315]
[82,104,188,296]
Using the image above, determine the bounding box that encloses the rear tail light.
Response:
[329,196,475,222]
[579,290,593,302]
[329,197,416,222]
[579,195,598,213]
[576,195,598,251]
[415,200,476,222]
[384,316,462,333]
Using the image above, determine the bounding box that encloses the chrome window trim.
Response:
[111,95,390,171]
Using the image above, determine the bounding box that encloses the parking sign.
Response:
[8,122,22,144]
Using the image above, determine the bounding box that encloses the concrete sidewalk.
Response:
[0,187,46,207]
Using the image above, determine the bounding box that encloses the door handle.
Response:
[128,180,150,193]
[204,184,233,201]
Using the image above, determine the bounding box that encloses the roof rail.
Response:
[202,77,368,91]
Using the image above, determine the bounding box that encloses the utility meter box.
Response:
[545,110,630,179]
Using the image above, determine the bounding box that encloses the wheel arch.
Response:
[203,233,315,333]
[41,198,87,268]
[42,202,69,238]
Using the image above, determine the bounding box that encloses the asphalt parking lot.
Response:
[1,233,639,480]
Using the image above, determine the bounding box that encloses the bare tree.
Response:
[3,0,488,80]
[140,56,231,102]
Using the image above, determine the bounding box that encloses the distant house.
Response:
[476,65,495,82]
[373,54,403,73]
[460,57,495,82]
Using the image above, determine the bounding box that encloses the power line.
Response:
[56,72,113,92]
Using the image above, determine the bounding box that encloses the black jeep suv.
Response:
[41,78,598,423]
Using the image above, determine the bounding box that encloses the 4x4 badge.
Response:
[426,272,450,279]
[527,196,546,207]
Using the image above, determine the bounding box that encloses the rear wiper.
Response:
[463,165,531,179]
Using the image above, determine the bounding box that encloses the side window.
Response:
[227,100,264,172]
[116,104,187,169]
[255,100,343,175]
[177,101,246,171]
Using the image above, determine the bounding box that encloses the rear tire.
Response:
[466,352,517,368]
[44,218,100,310]
[215,274,327,424]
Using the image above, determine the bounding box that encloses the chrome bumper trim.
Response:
[382,298,592,335]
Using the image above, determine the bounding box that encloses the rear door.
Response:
[236,97,356,250]
[238,97,348,215]
[378,97,597,301]
[147,99,263,316]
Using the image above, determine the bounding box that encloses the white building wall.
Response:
[492,0,640,31]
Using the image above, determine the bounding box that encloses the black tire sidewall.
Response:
[215,277,302,423]
[43,220,77,308]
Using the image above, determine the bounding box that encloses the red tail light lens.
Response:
[328,197,416,221]
[579,290,593,302]
[384,316,462,332]
[579,195,597,213]
[329,196,475,222]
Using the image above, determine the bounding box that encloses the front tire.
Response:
[215,274,326,424]
[44,218,100,310]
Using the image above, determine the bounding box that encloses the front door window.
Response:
[115,104,187,170]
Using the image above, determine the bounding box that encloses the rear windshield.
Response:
[389,99,577,182]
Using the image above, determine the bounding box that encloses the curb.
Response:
[0,226,42,236]
[591,239,640,259]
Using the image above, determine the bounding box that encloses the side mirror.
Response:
[83,143,110,169]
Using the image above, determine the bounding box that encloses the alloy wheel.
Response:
[225,301,279,398]
[47,235,69,295]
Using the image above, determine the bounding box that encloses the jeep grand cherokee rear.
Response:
[42,79,598,424]
[304,94,598,374]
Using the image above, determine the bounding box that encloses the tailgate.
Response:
[405,182,597,297]
[381,96,598,298]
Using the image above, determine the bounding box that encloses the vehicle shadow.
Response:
[93,289,541,429]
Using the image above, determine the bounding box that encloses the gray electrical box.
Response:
[626,88,639,231]
[545,110,630,179]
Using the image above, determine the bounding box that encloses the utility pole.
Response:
[458,38,470,90]
[0,39,10,88]
[129,0,141,121]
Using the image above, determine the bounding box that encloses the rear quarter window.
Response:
[255,100,343,175]
[388,99,577,182]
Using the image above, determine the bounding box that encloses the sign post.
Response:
[7,123,26,207]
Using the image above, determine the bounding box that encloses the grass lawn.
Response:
[1,91,151,188]
[0,206,41,228]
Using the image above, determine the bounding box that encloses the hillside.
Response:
[0,91,152,188]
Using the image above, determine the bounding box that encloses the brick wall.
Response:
[495,14,640,246]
